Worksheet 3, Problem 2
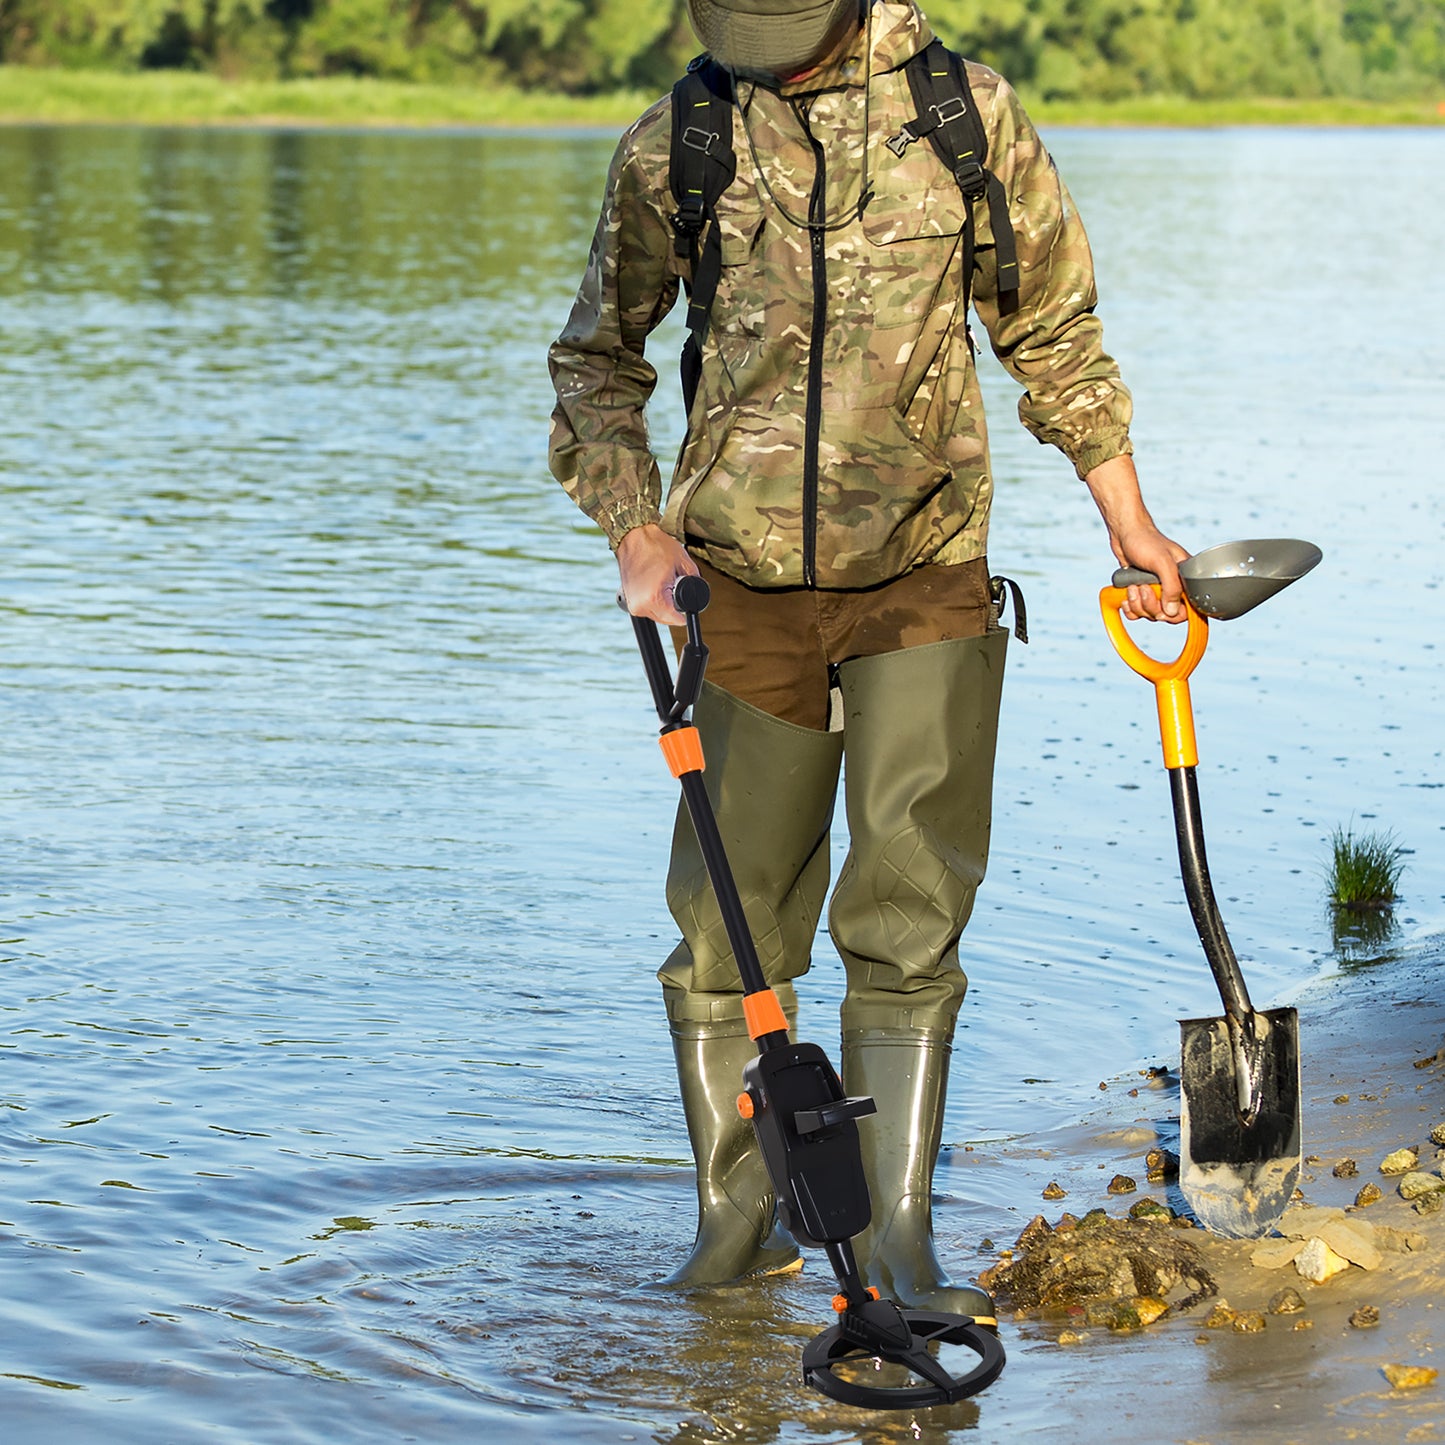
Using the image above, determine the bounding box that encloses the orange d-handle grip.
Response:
[1099,586,1209,769]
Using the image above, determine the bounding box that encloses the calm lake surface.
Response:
[0,121,1442,1442]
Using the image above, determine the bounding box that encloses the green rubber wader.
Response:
[829,630,1006,1032]
[657,681,843,1284]
[830,632,1006,1313]
[659,681,844,1012]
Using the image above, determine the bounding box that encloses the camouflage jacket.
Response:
[548,0,1132,590]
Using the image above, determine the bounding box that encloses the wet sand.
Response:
[948,933,1445,1443]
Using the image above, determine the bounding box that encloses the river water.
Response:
[0,121,1441,1442]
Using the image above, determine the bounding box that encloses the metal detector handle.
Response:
[671,576,709,715]
[618,575,711,725]
[672,573,710,616]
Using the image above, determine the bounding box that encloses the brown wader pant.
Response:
[676,557,995,730]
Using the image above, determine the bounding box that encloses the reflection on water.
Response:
[0,122,1442,1440]
[1329,904,1401,964]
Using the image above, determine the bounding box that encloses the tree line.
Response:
[1,0,1441,99]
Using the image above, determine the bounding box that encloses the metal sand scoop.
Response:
[1172,538,1322,620]
[1101,539,1320,1239]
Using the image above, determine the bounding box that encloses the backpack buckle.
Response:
[885,123,919,158]
[670,196,707,256]
[953,156,987,202]
[930,96,969,129]
[671,199,706,233]
[888,94,968,158]
[681,125,721,156]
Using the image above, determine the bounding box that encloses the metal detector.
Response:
[627,575,1005,1409]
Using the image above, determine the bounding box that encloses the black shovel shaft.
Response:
[1169,765,1254,1020]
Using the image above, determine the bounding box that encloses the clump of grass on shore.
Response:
[1327,825,1407,911]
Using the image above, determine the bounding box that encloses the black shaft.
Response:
[1169,765,1254,1020]
[824,1238,869,1302]
[628,583,785,1048]
[631,612,680,721]
[678,770,771,999]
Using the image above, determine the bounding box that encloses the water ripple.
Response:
[0,121,1442,1441]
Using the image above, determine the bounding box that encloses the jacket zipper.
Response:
[799,106,827,590]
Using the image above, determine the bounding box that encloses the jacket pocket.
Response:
[861,113,970,244]
[710,207,767,338]
[706,207,771,405]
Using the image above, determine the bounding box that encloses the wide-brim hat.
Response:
[687,0,860,76]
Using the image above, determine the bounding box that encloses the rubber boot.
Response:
[841,1027,995,1323]
[657,1004,804,1287]
[828,633,1006,1320]
[656,682,844,1286]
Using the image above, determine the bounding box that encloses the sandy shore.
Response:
[941,932,1445,1443]
[461,934,1445,1444]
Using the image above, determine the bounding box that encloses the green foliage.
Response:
[0,63,658,124]
[288,0,482,80]
[929,0,1445,97]
[0,0,264,69]
[0,0,1442,97]
[1326,824,1408,910]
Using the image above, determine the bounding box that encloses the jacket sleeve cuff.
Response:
[1068,432,1134,481]
[601,498,664,550]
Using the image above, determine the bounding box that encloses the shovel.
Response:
[1100,539,1319,1239]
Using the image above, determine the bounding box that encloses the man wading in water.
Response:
[550,0,1188,1318]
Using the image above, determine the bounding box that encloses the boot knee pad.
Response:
[830,827,978,993]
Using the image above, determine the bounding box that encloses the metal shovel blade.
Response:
[1178,1005,1301,1239]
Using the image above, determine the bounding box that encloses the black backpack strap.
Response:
[890,41,1019,318]
[668,57,737,415]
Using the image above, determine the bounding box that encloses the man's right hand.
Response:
[616,524,699,627]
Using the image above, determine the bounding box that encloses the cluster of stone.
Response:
[1249,1203,1425,1283]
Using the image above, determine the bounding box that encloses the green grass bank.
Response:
[2,66,1443,130]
